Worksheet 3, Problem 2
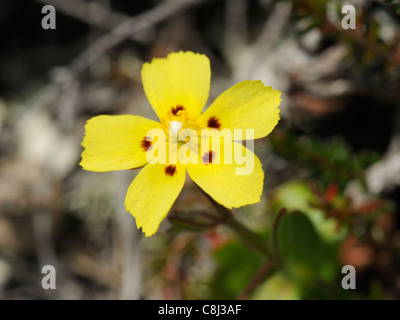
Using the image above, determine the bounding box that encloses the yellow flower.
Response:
[80,51,281,236]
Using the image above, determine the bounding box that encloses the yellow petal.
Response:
[187,141,264,209]
[80,115,161,172]
[125,162,186,236]
[141,51,210,119]
[198,80,281,139]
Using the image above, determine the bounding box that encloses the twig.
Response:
[39,0,208,129]
[254,1,292,53]
[35,0,133,36]
[272,207,287,258]
[237,259,275,300]
[247,1,292,78]
[113,170,143,300]
[33,210,59,298]
[50,68,79,130]
[67,0,209,75]
[225,0,248,47]
[33,210,58,271]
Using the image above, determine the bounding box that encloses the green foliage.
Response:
[210,180,351,300]
[210,240,264,299]
[270,130,380,188]
[256,180,357,299]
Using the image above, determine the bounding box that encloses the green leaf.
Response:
[271,181,346,243]
[276,210,340,297]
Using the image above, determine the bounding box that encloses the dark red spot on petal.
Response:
[207,116,221,129]
[202,151,216,164]
[165,165,177,176]
[171,105,185,115]
[141,137,152,151]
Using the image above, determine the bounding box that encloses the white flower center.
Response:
[169,121,184,138]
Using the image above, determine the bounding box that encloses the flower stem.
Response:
[223,211,271,257]
[203,192,270,258]
[201,191,287,299]
[272,207,287,258]
[237,260,276,300]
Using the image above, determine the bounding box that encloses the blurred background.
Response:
[0,0,400,299]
